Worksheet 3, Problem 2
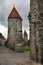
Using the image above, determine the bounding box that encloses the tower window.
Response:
[40,13,43,17]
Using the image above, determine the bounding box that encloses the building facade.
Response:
[0,33,5,46]
[8,7,22,50]
[28,0,43,64]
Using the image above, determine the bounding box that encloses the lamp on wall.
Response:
[28,13,31,21]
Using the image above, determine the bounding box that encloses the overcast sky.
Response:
[0,0,30,39]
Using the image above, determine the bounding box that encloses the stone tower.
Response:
[28,0,43,64]
[8,7,22,50]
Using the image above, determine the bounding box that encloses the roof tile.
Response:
[8,7,22,19]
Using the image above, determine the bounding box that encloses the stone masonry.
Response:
[8,7,23,50]
[28,0,43,64]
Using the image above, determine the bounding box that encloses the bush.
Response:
[23,45,30,51]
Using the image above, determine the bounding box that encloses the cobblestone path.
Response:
[0,46,30,65]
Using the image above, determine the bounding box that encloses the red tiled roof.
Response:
[8,7,22,19]
[0,33,8,42]
[0,33,5,40]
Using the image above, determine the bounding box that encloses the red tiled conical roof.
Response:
[24,30,28,36]
[8,7,22,19]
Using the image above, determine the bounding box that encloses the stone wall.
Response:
[8,18,22,50]
[29,0,43,64]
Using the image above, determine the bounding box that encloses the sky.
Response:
[0,0,30,39]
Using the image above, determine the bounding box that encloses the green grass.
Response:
[23,45,30,51]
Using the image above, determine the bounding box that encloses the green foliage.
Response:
[23,45,30,51]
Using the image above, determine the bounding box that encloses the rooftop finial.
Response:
[13,3,15,7]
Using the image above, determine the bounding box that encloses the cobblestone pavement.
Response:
[0,46,15,54]
[0,46,30,65]
[0,47,41,65]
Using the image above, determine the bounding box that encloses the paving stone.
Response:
[0,47,30,65]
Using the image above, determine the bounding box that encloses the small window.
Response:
[19,30,22,32]
[40,13,43,17]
